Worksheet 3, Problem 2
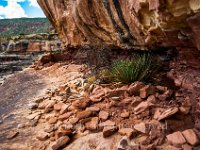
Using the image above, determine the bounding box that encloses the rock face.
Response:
[38,0,200,50]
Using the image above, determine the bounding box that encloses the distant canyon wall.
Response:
[38,0,200,50]
[0,34,62,53]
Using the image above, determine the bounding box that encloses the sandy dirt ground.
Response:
[0,63,82,149]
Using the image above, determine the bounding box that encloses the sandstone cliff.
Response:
[38,0,200,50]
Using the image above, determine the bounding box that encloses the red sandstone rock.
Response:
[182,129,199,146]
[118,128,135,139]
[89,90,105,102]
[128,82,145,96]
[134,101,153,115]
[140,85,155,99]
[77,110,92,120]
[182,144,192,150]
[103,126,118,138]
[85,117,99,130]
[58,112,73,121]
[55,128,72,140]
[68,117,79,125]
[86,106,100,112]
[52,136,70,150]
[54,102,64,111]
[157,107,179,121]
[48,117,58,124]
[99,111,109,121]
[38,0,200,51]
[134,122,149,134]
[99,120,116,129]
[166,131,186,147]
[6,131,19,139]
[120,111,130,118]
[72,99,90,109]
[60,104,70,114]
[36,132,49,141]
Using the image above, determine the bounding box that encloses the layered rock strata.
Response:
[38,0,200,50]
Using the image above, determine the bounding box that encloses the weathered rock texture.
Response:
[38,0,200,50]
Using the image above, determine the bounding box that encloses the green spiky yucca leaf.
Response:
[110,54,158,84]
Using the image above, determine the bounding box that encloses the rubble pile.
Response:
[26,77,199,149]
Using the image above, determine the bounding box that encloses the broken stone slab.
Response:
[166,131,186,147]
[131,96,143,107]
[48,117,58,124]
[72,98,90,109]
[128,81,145,96]
[76,110,92,120]
[118,128,136,139]
[38,99,50,109]
[45,101,56,109]
[89,90,105,102]
[182,144,192,150]
[153,108,163,120]
[86,106,100,112]
[99,111,109,121]
[36,132,49,141]
[182,129,200,146]
[58,112,73,121]
[68,117,79,125]
[52,136,70,150]
[140,85,155,99]
[54,102,64,111]
[157,107,179,121]
[134,101,153,115]
[179,99,191,115]
[120,111,130,118]
[6,131,19,139]
[103,126,118,138]
[55,128,72,140]
[27,102,38,109]
[134,122,149,134]
[85,117,99,130]
[99,120,116,129]
[60,103,70,114]
[26,112,42,120]
[136,110,150,119]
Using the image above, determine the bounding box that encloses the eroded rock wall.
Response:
[38,0,200,49]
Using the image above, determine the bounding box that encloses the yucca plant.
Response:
[110,54,158,84]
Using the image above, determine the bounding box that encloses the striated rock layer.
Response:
[38,0,200,50]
